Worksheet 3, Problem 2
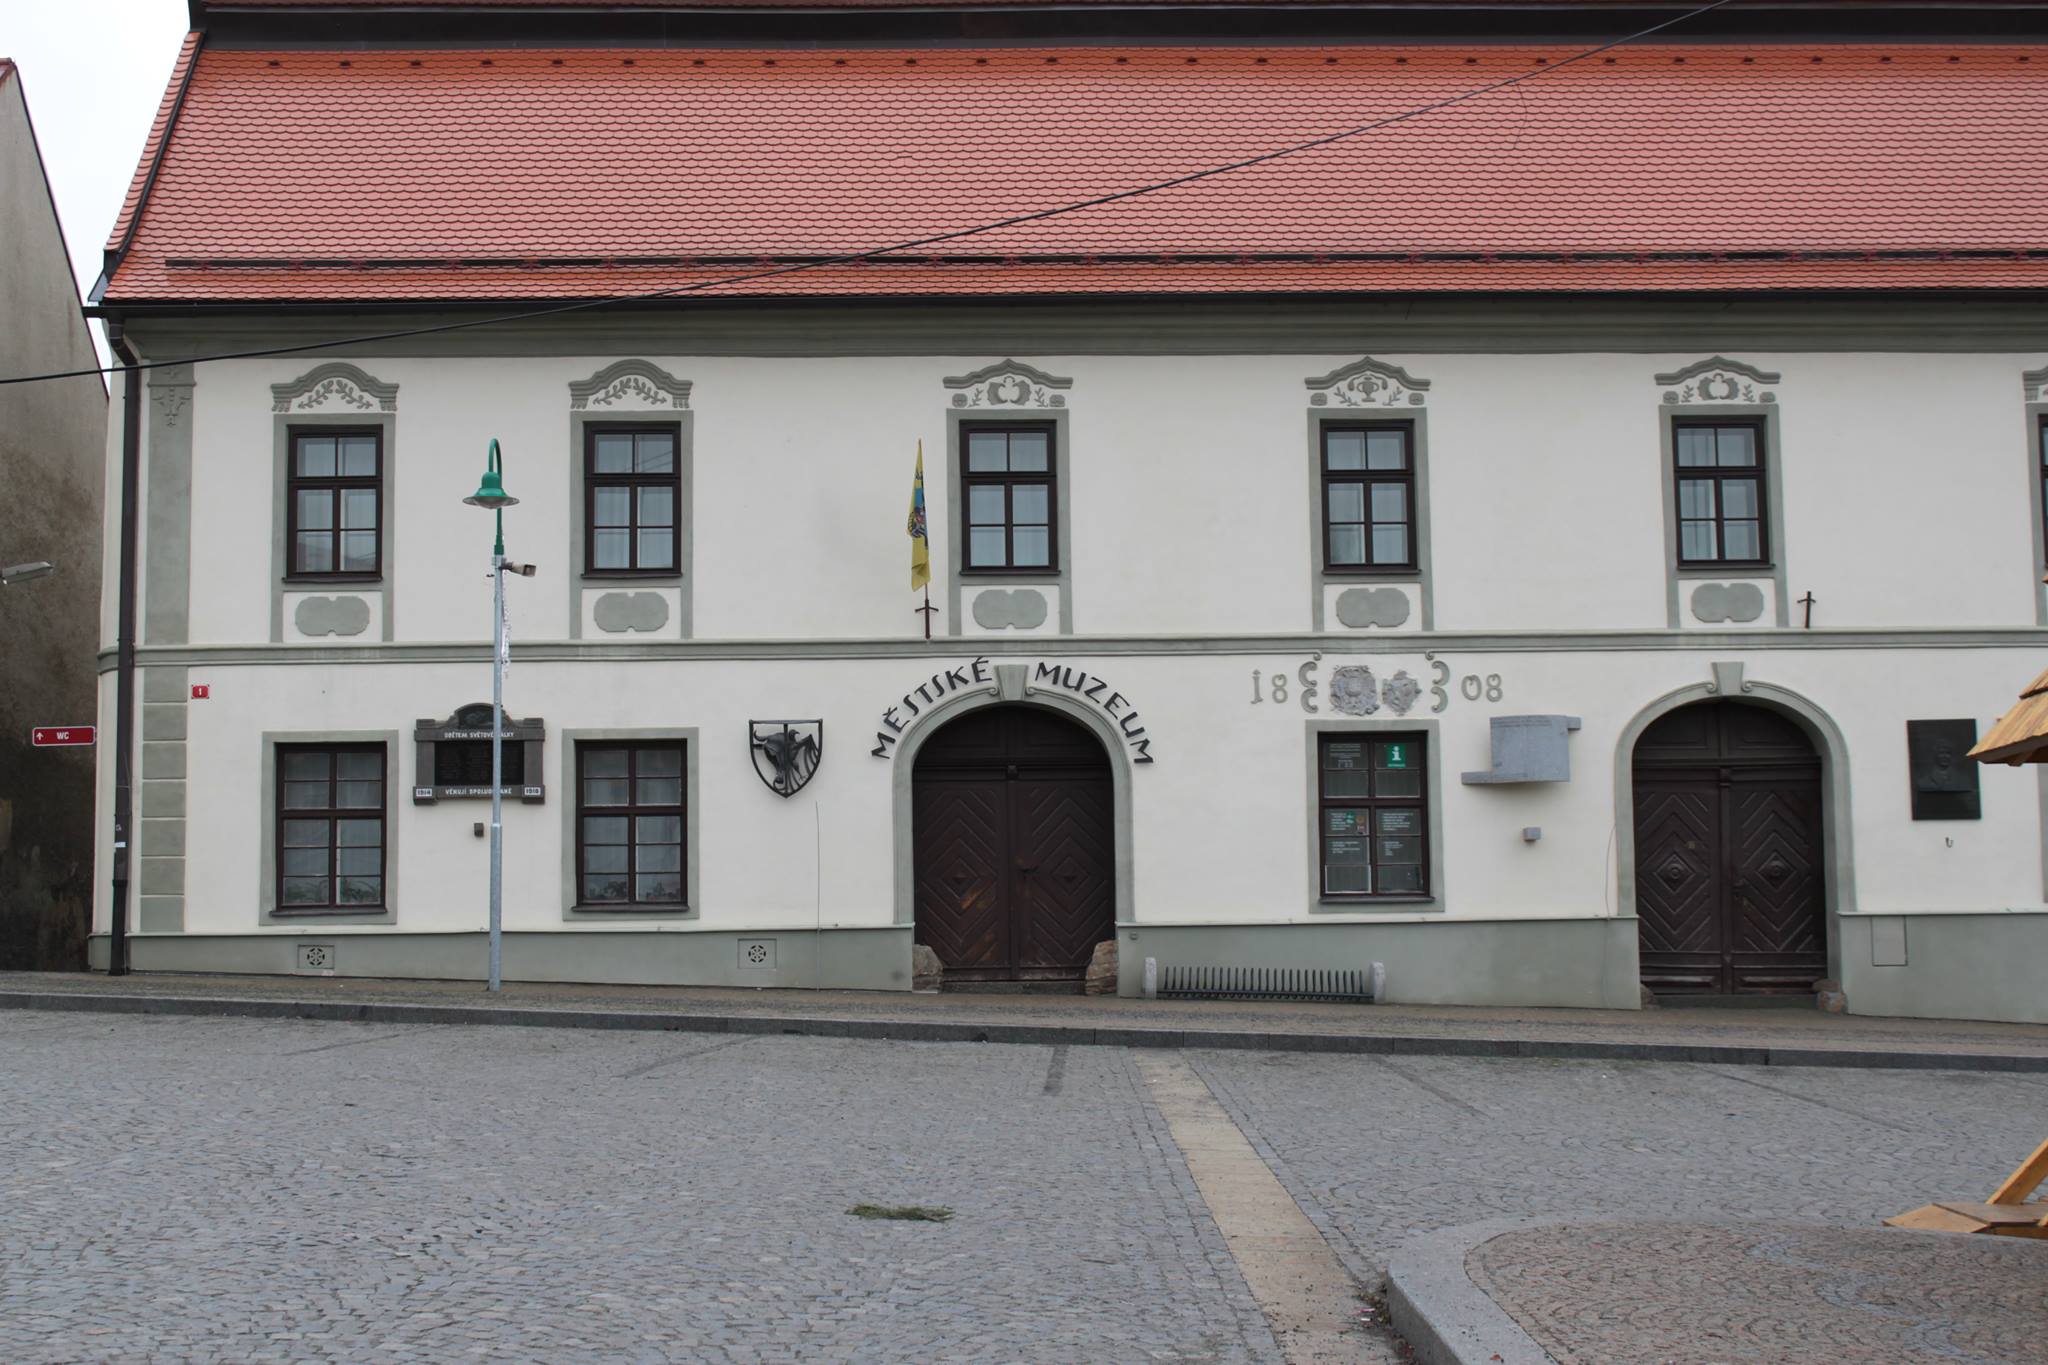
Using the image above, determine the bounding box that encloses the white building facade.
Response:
[87,2,2048,1021]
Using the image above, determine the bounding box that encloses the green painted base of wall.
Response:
[1837,913,2048,1025]
[88,928,913,992]
[1116,918,1642,1010]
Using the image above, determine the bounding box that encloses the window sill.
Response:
[1674,564,1775,576]
[959,567,1062,578]
[266,907,391,920]
[570,904,691,916]
[1322,566,1421,579]
[581,570,684,583]
[283,574,383,587]
[1316,895,1439,911]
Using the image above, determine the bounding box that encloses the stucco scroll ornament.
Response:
[1328,665,1380,716]
[1654,356,1780,406]
[1304,358,1431,408]
[271,362,399,414]
[2024,365,2048,404]
[569,359,692,411]
[943,359,1073,409]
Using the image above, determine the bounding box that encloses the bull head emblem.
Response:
[750,721,824,798]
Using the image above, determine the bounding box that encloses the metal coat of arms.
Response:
[749,721,823,798]
[1329,666,1380,716]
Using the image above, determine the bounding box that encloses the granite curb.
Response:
[5,989,2047,1072]
[1385,1219,1562,1365]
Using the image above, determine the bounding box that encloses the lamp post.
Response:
[464,440,518,992]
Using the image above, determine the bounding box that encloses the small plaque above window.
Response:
[414,703,545,805]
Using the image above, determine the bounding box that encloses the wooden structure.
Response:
[1887,668,2048,1236]
[1968,666,2048,766]
[1888,1138,2048,1239]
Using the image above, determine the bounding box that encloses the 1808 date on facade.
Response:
[1249,653,1503,717]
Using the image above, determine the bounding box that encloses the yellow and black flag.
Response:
[908,442,931,591]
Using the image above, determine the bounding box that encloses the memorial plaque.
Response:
[1906,719,1980,820]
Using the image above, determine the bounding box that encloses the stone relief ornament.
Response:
[271,362,399,414]
[1380,670,1421,716]
[943,359,1073,409]
[1304,357,1430,408]
[1655,356,1780,406]
[1329,665,1380,716]
[569,359,692,410]
[150,386,192,427]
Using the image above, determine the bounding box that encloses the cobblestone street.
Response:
[3,1009,2044,1363]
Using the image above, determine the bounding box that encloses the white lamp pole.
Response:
[464,440,518,993]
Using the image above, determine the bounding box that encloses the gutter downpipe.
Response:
[107,325,140,976]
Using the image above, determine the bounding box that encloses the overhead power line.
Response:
[1,0,1739,389]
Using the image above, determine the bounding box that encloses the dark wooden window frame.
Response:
[274,742,387,915]
[574,741,689,911]
[959,420,1060,575]
[285,426,383,582]
[1317,731,1430,902]
[1320,421,1417,575]
[1671,416,1772,569]
[2038,415,2047,570]
[583,423,683,578]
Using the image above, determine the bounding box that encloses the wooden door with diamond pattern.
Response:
[913,706,1114,983]
[1633,702,1826,996]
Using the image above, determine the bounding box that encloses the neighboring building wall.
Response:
[0,66,107,969]
[92,315,2048,1020]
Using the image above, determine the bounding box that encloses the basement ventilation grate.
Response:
[1157,964,1376,1003]
[294,944,337,975]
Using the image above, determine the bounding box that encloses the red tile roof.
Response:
[102,43,2048,304]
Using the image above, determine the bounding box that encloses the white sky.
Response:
[6,1,193,309]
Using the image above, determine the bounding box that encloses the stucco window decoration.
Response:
[271,362,399,414]
[2025,367,2048,625]
[1305,357,1430,408]
[944,359,1072,409]
[1655,356,1780,406]
[569,359,692,411]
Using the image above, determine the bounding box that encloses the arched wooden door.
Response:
[912,706,1114,985]
[1633,701,1827,997]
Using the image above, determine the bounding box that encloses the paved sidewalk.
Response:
[6,970,2048,1070]
[1392,1218,2048,1365]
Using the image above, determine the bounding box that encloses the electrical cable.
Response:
[1,0,1740,388]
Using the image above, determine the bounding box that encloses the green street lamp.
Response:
[465,439,520,992]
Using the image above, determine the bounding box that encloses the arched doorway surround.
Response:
[1613,668,1856,995]
[890,684,1136,957]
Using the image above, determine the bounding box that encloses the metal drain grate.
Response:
[1157,964,1376,1003]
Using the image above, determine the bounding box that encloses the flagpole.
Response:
[921,585,931,641]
